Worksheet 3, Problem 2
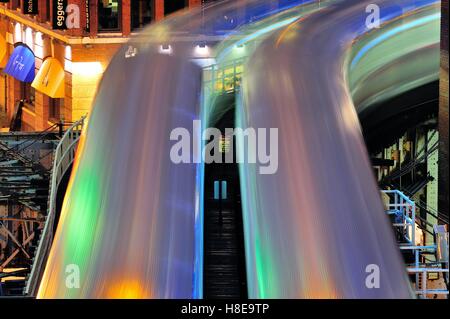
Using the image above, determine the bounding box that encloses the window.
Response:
[10,0,20,10]
[49,98,64,121]
[164,0,186,16]
[46,0,51,22]
[213,61,243,93]
[98,0,122,32]
[20,82,35,110]
[131,0,153,31]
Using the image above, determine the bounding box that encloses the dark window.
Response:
[46,0,51,21]
[20,82,35,110]
[98,0,122,32]
[10,0,20,10]
[49,98,64,121]
[131,0,153,31]
[164,0,186,16]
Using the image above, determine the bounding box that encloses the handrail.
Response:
[389,183,449,225]
[24,116,86,297]
[382,189,416,245]
[383,189,449,298]
[407,268,450,298]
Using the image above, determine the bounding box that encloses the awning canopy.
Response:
[32,57,65,98]
[0,34,7,68]
[4,44,35,82]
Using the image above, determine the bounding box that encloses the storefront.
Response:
[0,8,106,131]
[0,0,202,132]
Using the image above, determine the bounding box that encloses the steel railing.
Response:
[383,189,416,245]
[382,189,449,299]
[24,116,85,297]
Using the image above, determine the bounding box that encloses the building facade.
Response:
[439,0,449,220]
[0,0,201,131]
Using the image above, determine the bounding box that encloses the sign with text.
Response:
[23,0,38,15]
[85,1,90,33]
[53,0,68,30]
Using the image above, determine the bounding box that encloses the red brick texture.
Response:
[439,0,449,219]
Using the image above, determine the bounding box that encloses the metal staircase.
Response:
[0,129,58,295]
[0,117,85,296]
[382,190,449,298]
[24,117,85,297]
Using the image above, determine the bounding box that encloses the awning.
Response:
[32,57,65,98]
[4,44,35,82]
[0,34,7,68]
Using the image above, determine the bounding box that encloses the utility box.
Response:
[434,225,449,264]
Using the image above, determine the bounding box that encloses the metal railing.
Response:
[382,189,449,299]
[24,116,85,297]
[203,58,244,95]
[382,189,416,245]
[407,267,449,298]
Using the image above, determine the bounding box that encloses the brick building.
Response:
[439,0,448,219]
[0,0,201,131]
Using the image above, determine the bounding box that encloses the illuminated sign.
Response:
[220,135,231,153]
[85,1,90,33]
[22,0,38,15]
[4,45,36,83]
[53,0,68,30]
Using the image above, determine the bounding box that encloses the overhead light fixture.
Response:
[72,62,103,76]
[195,43,209,56]
[158,44,172,55]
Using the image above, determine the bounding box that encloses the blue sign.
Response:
[4,45,35,82]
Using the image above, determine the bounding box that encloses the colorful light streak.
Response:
[38,53,203,298]
[36,0,440,299]
[349,4,440,111]
[350,13,440,69]
[38,0,326,299]
[238,0,438,298]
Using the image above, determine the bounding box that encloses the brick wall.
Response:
[69,43,122,121]
[1,0,208,131]
[66,0,88,37]
[189,0,201,7]
[439,0,449,219]
[123,0,131,36]
[154,0,164,21]
[37,0,49,23]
